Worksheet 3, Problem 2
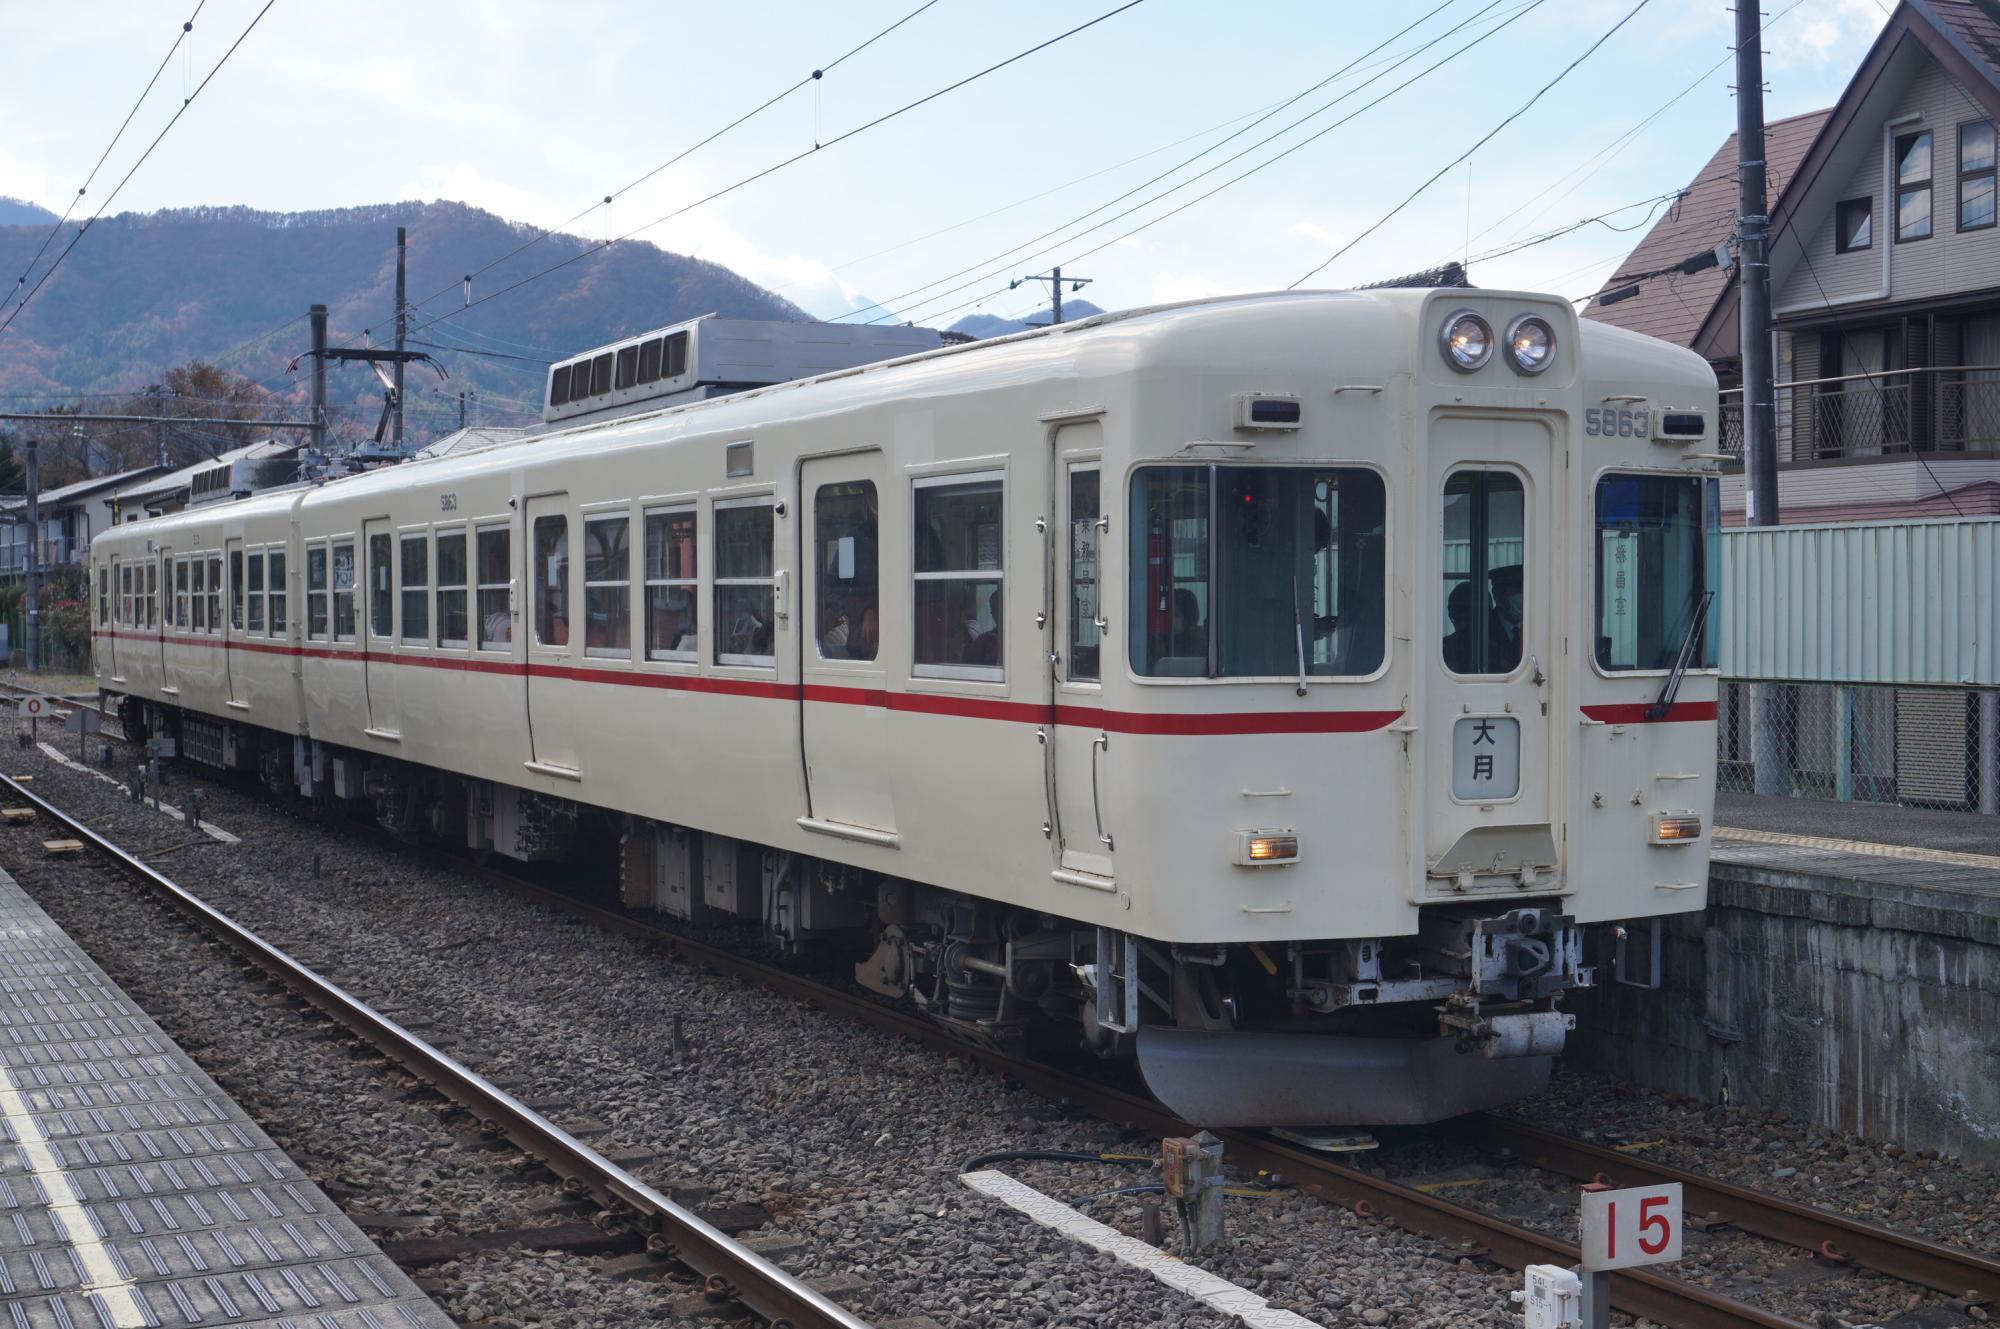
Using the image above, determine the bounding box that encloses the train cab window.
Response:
[814,481,878,662]
[332,541,357,642]
[549,365,572,408]
[1441,471,1526,676]
[913,474,1003,679]
[175,558,192,631]
[368,534,393,639]
[230,548,246,632]
[207,554,223,634]
[1595,473,1719,672]
[643,507,697,661]
[583,515,630,658]
[713,500,775,667]
[1129,466,1386,678]
[436,529,468,648]
[614,346,638,391]
[399,534,429,645]
[307,546,329,640]
[477,527,512,650]
[247,552,265,635]
[1068,469,1101,681]
[267,551,286,636]
[637,339,663,385]
[532,516,569,647]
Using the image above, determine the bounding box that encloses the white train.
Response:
[90,291,1721,1126]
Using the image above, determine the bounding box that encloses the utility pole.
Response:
[458,390,466,431]
[1011,266,1094,326]
[309,304,328,459]
[393,226,408,451]
[23,433,37,673]
[1736,0,1786,796]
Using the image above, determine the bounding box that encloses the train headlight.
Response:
[1503,314,1557,375]
[1438,310,1493,373]
[1650,812,1703,844]
[1233,831,1301,867]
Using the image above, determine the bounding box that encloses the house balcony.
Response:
[1720,366,2000,462]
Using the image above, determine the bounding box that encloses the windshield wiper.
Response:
[1291,575,1308,696]
[1644,589,1714,720]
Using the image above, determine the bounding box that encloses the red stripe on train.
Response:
[1578,701,1718,724]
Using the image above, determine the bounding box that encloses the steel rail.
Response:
[1466,1115,2000,1303]
[0,773,875,1329]
[390,841,1812,1329]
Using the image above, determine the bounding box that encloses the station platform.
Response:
[0,868,452,1328]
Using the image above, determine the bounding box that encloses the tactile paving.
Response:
[0,867,453,1328]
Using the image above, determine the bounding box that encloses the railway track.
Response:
[0,769,875,1329]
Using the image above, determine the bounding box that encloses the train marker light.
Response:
[1439,310,1493,372]
[1233,831,1300,866]
[1503,314,1557,376]
[1650,813,1702,844]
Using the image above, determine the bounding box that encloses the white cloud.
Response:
[410,164,575,234]
[1151,271,1241,304]
[1291,220,1347,249]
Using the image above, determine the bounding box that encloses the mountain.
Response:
[0,200,810,431]
[0,197,57,227]
[949,299,1107,340]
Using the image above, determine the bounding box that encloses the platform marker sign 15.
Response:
[1579,1182,1683,1271]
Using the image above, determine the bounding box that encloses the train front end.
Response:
[1105,289,1720,1126]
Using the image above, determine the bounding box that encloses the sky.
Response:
[0,0,1893,330]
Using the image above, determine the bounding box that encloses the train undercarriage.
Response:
[131,701,1598,1127]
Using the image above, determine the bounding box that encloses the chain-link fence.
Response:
[1719,680,2000,813]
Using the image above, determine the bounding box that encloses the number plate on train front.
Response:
[1452,716,1519,800]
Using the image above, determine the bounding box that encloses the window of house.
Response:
[814,482,878,662]
[914,474,1003,678]
[1595,474,1719,671]
[436,529,468,648]
[1961,120,1996,231]
[583,514,630,658]
[532,515,569,647]
[1835,197,1872,253]
[1442,471,1526,676]
[400,534,428,645]
[369,534,393,639]
[644,507,697,662]
[1897,130,1933,241]
[206,554,222,634]
[306,546,329,640]
[332,540,356,642]
[477,526,511,650]
[247,551,265,634]
[229,550,244,630]
[713,500,775,666]
[267,551,285,634]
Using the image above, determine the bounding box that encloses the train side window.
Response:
[120,565,132,628]
[368,534,393,640]
[532,516,570,647]
[399,534,429,645]
[267,550,286,636]
[436,529,468,648]
[193,556,207,633]
[97,567,107,627]
[643,507,697,662]
[229,551,244,631]
[477,526,512,650]
[713,499,775,667]
[332,540,357,642]
[247,551,265,635]
[1594,473,1718,671]
[550,365,572,408]
[1068,469,1101,681]
[637,339,662,384]
[306,545,329,640]
[148,560,160,629]
[583,514,630,659]
[913,473,1003,680]
[176,557,192,631]
[207,554,223,634]
[1441,471,1525,676]
[814,481,878,662]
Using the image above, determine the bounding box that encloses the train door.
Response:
[1049,424,1113,882]
[523,493,580,774]
[797,452,896,836]
[223,539,243,707]
[103,556,120,681]
[1425,417,1559,889]
[361,518,399,738]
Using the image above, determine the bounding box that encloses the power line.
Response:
[1463,190,1687,268]
[396,0,1149,346]
[0,0,281,344]
[1290,0,1653,290]
[406,339,550,366]
[1,1,208,319]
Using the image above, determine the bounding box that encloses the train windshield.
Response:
[1129,465,1386,679]
[1594,473,1719,671]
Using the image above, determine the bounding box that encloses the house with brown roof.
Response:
[1587,0,2000,522]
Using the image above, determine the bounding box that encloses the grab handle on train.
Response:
[1091,732,1114,850]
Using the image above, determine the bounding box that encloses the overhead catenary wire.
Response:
[0,0,281,344]
[1,0,208,319]
[1289,0,1654,290]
